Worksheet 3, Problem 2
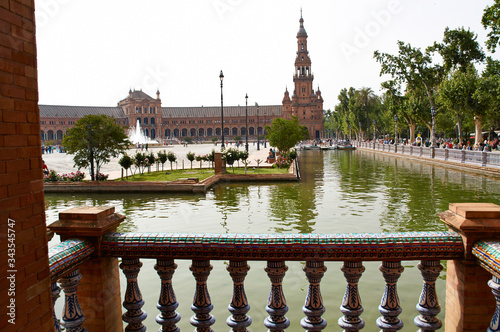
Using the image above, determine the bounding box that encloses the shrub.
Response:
[96,172,109,181]
[43,170,61,182]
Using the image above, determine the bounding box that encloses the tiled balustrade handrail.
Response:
[49,231,466,331]
[49,239,94,282]
[100,231,464,261]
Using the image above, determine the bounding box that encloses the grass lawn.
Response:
[116,166,289,182]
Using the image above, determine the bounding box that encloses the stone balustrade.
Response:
[356,141,500,168]
[47,203,500,331]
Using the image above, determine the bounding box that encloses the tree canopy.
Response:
[266,116,309,152]
[62,114,131,178]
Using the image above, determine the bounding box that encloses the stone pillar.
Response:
[214,152,226,174]
[439,203,500,332]
[48,206,125,332]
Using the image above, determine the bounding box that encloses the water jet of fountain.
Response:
[127,119,159,145]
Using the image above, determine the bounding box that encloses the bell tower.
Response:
[283,10,324,139]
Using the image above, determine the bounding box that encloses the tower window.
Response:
[301,43,304,50]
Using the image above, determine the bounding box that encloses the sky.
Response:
[35,0,497,111]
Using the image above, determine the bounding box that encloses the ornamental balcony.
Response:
[47,203,500,331]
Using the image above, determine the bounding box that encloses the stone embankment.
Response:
[44,162,299,194]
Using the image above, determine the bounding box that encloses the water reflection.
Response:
[45,150,500,331]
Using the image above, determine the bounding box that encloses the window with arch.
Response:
[151,117,155,124]
[144,118,148,125]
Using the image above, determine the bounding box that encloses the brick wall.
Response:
[0,1,53,331]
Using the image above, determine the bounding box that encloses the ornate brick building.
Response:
[39,14,324,144]
[282,12,324,139]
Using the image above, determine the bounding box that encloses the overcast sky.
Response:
[35,0,496,111]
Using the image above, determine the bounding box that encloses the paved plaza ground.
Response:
[42,142,273,180]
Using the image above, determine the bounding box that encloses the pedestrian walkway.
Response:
[42,143,273,180]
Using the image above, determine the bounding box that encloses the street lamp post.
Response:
[86,124,95,181]
[358,121,362,142]
[394,114,398,144]
[220,70,224,150]
[245,94,249,153]
[264,110,267,148]
[257,105,260,151]
[373,119,376,142]
[431,106,437,147]
[349,124,351,141]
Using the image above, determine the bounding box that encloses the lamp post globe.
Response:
[220,70,224,150]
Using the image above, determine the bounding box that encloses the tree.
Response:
[167,151,177,170]
[157,150,167,171]
[62,114,130,179]
[118,154,133,179]
[482,0,500,52]
[267,116,309,153]
[186,151,195,169]
[431,27,485,73]
[223,148,240,173]
[374,41,444,146]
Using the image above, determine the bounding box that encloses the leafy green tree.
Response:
[482,0,500,53]
[266,116,309,153]
[134,152,147,174]
[62,114,130,179]
[167,151,177,170]
[157,150,167,171]
[211,137,218,145]
[431,27,485,73]
[223,148,240,173]
[118,154,133,178]
[374,41,444,145]
[183,137,192,144]
[186,151,195,169]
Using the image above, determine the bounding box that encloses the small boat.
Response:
[301,145,321,150]
[336,144,356,151]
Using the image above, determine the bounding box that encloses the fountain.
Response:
[127,119,159,145]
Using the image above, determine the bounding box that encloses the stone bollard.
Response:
[439,203,500,332]
[48,206,125,332]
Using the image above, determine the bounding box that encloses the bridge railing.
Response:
[356,141,500,168]
[47,203,500,331]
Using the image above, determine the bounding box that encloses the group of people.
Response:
[266,148,276,163]
[42,145,64,154]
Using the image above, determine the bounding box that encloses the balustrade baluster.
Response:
[190,260,215,332]
[488,276,500,332]
[377,261,404,331]
[226,260,252,331]
[51,282,61,332]
[264,261,290,331]
[339,261,365,331]
[120,258,147,332]
[59,268,87,332]
[301,260,327,331]
[155,259,181,332]
[414,260,443,331]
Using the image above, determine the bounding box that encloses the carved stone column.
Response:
[52,282,62,332]
[60,269,87,332]
[155,259,181,332]
[301,260,327,331]
[377,261,404,331]
[120,258,147,332]
[414,260,443,331]
[339,261,365,331]
[264,261,290,331]
[190,260,215,332]
[227,260,252,331]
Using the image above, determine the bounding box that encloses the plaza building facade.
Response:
[39,14,324,144]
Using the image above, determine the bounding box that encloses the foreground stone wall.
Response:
[0,1,53,331]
